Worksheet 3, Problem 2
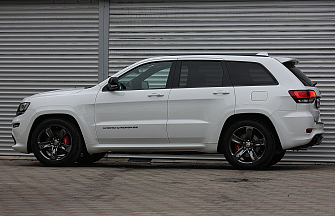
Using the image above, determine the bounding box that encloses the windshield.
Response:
[283,62,315,87]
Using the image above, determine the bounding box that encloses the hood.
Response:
[24,88,84,101]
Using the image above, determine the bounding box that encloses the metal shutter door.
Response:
[109,0,335,162]
[0,0,99,155]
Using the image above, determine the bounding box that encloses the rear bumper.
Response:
[289,133,324,150]
[272,110,324,150]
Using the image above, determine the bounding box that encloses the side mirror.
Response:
[107,77,119,91]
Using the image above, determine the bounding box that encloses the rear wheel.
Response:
[31,118,82,166]
[266,150,286,167]
[222,120,275,170]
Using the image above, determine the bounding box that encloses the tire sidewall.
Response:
[222,120,275,170]
[76,152,106,164]
[31,118,82,166]
[266,150,286,167]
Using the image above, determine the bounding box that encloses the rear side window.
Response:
[283,62,315,87]
[226,61,278,86]
[179,61,224,88]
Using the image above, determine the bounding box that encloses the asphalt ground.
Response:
[0,156,334,216]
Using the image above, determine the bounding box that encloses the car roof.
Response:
[144,53,299,64]
[112,53,299,78]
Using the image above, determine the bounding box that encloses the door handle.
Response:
[213,91,230,95]
[148,93,164,97]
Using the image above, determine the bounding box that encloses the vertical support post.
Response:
[98,0,110,83]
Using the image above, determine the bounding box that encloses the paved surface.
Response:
[0,157,335,216]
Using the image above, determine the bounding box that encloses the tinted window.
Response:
[179,61,224,88]
[226,61,277,86]
[119,61,172,90]
[284,62,315,87]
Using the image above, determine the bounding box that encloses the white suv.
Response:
[12,53,324,169]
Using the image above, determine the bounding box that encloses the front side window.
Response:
[179,61,224,88]
[119,61,172,90]
[226,61,278,86]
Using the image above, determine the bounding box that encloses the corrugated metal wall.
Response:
[109,0,335,161]
[0,0,99,154]
[1,0,334,161]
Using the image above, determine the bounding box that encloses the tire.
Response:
[31,118,82,166]
[222,120,275,170]
[77,152,106,164]
[266,150,286,167]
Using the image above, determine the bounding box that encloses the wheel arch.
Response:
[27,114,86,153]
[217,113,282,153]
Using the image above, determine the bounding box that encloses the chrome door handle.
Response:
[148,93,164,97]
[213,91,230,95]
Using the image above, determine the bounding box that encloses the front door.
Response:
[95,61,175,145]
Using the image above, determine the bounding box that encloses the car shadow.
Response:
[71,160,335,171]
[11,158,333,171]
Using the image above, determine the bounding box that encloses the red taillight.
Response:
[289,90,316,103]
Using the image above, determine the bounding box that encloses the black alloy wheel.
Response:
[31,118,82,166]
[222,120,275,170]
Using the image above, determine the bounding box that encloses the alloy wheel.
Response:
[37,124,72,161]
[228,126,266,164]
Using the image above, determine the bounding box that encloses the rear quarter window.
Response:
[225,61,278,86]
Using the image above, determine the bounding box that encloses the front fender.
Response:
[31,105,99,152]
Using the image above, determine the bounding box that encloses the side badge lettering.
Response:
[103,126,139,130]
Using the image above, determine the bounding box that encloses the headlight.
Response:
[16,102,30,116]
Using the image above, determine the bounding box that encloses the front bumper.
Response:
[11,110,35,154]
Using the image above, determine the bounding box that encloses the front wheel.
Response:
[222,120,275,170]
[31,118,82,166]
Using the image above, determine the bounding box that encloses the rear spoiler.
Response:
[256,52,299,65]
[273,57,299,65]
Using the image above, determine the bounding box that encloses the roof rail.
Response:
[256,52,269,57]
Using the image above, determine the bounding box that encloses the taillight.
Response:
[289,90,316,103]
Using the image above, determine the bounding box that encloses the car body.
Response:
[12,53,324,169]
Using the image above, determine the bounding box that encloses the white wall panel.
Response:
[0,0,99,154]
[109,0,335,161]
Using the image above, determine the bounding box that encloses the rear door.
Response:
[167,59,235,146]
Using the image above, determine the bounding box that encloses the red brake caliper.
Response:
[62,135,70,153]
[235,144,241,151]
